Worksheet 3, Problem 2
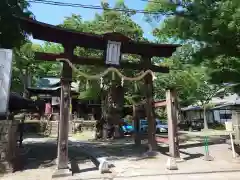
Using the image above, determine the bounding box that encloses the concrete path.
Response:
[117,172,240,180]
[2,168,240,180]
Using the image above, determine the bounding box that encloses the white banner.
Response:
[0,49,13,115]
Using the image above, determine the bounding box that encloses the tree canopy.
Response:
[145,0,240,87]
[9,0,236,110]
[0,0,32,48]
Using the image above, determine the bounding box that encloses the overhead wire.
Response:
[26,0,170,15]
[140,0,180,4]
[140,0,164,3]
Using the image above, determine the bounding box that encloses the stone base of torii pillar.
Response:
[166,157,178,170]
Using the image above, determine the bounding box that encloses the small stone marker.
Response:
[52,169,72,178]
[166,157,178,170]
[203,154,214,161]
[97,157,110,174]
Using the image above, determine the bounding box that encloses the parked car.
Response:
[121,119,134,135]
[140,119,168,133]
[156,119,168,133]
[178,120,203,131]
[140,119,148,132]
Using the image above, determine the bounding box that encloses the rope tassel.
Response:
[86,80,89,89]
[100,77,103,88]
[152,72,157,81]
[134,82,138,92]
[121,78,124,86]
[112,72,115,80]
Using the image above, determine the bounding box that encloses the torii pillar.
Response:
[166,89,180,170]
[142,56,157,151]
[54,44,73,177]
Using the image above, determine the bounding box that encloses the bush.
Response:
[214,126,226,130]
[209,121,225,130]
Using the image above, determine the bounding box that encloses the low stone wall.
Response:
[41,120,96,136]
[0,120,19,173]
[48,121,73,136]
[72,120,96,133]
[44,120,96,135]
[17,120,96,136]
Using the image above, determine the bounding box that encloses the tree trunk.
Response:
[104,84,124,139]
[95,117,104,139]
[96,83,124,140]
[111,85,124,139]
[95,88,112,140]
[93,105,103,139]
[203,106,209,130]
[21,69,30,98]
[95,90,107,139]
[102,121,109,139]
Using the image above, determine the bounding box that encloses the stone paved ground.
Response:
[1,135,240,180]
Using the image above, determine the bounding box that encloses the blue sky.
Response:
[29,0,158,44]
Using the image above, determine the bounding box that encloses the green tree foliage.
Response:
[58,1,145,102]
[91,1,143,40]
[11,42,63,93]
[154,50,228,128]
[145,0,240,86]
[35,42,63,77]
[154,42,230,108]
[0,0,32,48]
[12,42,36,94]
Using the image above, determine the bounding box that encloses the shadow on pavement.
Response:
[17,134,226,173]
[18,139,146,173]
[180,139,226,149]
[180,150,204,161]
[20,142,90,171]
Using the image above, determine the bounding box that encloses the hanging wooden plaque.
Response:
[105,40,121,65]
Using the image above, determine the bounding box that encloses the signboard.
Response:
[105,40,121,65]
[0,49,13,116]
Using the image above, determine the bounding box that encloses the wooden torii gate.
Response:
[17,16,179,172]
